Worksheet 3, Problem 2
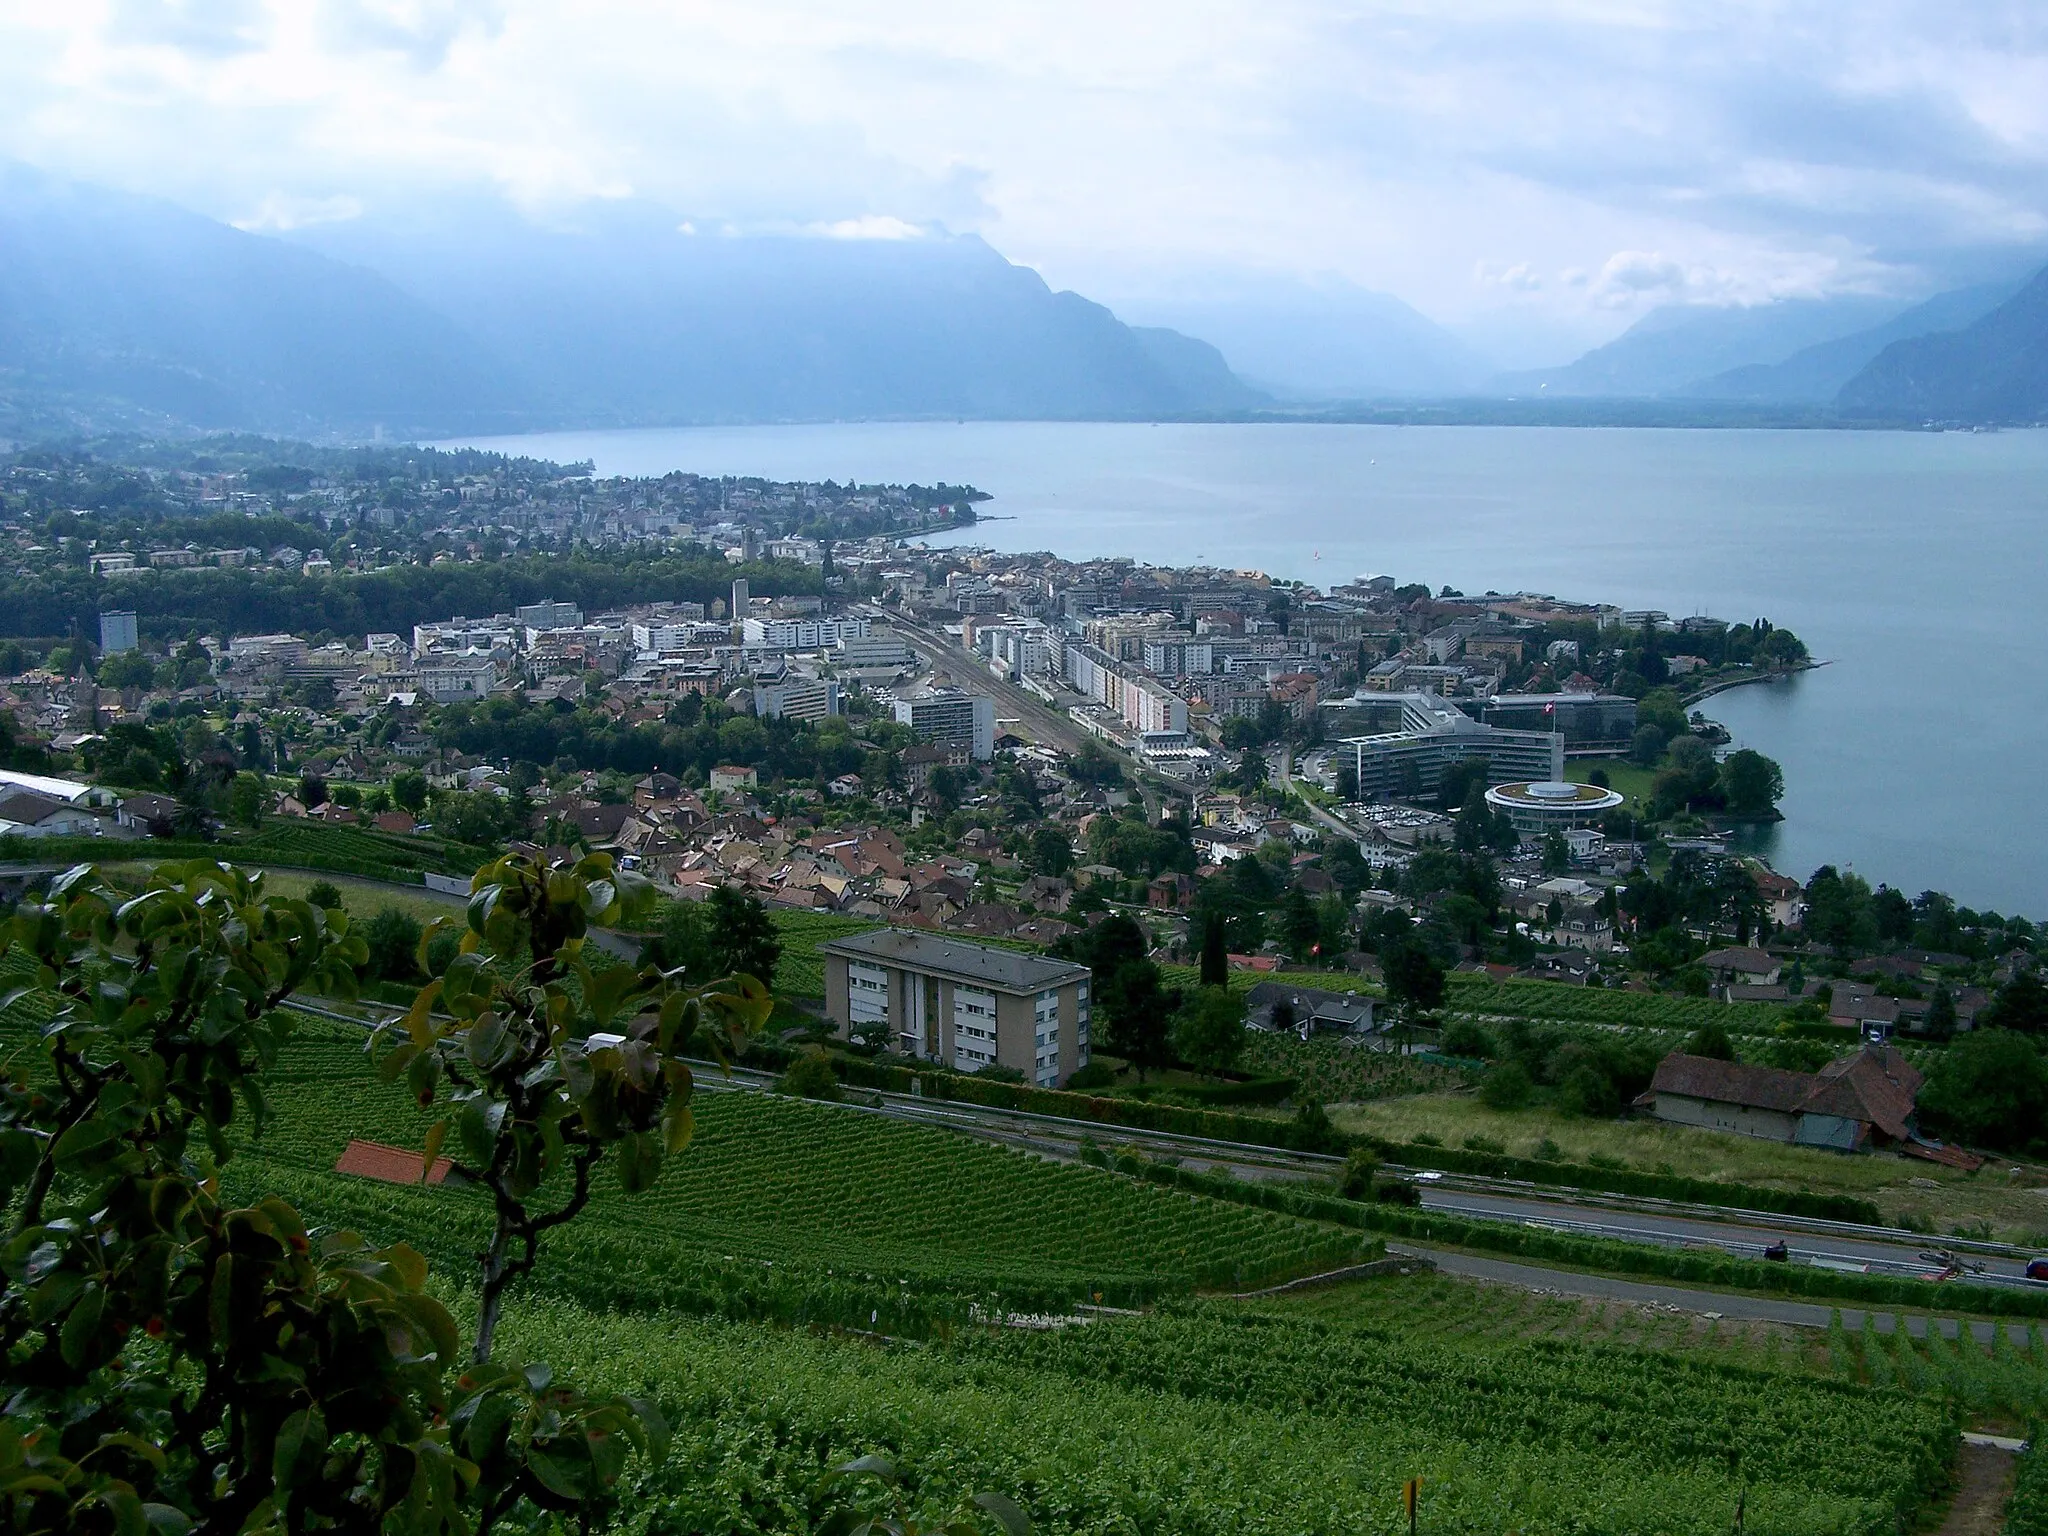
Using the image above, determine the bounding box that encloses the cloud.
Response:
[3,0,2048,350]
[231,190,365,231]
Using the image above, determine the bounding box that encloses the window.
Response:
[1033,988,1061,1085]
[952,985,998,1073]
[848,963,890,1027]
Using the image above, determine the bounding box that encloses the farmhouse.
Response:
[1634,1044,1922,1151]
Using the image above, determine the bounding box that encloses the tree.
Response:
[1099,959,1178,1080]
[1925,983,1958,1042]
[1334,759,1360,803]
[1235,746,1268,792]
[1540,832,1572,877]
[228,770,268,828]
[1685,1021,1737,1060]
[1280,887,1321,963]
[1984,970,2048,1034]
[392,770,430,815]
[779,1048,843,1100]
[1028,825,1074,877]
[1199,911,1230,986]
[1918,1030,2048,1150]
[707,881,782,984]
[307,879,344,910]
[1172,987,1246,1077]
[364,904,427,981]
[0,860,710,1533]
[1382,941,1447,1022]
[1719,749,1784,818]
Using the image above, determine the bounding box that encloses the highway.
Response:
[289,992,2044,1309]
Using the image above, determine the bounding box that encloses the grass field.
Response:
[1566,756,1658,810]
[1331,1092,2048,1241]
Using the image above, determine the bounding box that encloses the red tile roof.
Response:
[335,1138,452,1186]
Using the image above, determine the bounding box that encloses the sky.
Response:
[4,0,2048,361]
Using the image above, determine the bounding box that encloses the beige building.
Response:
[822,928,1092,1088]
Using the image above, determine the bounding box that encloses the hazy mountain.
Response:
[1497,295,1908,398]
[1115,281,1489,397]
[0,163,537,440]
[1836,263,2048,421]
[1684,281,2024,403]
[294,205,1265,423]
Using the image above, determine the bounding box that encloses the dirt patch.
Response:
[1937,1443,2016,1536]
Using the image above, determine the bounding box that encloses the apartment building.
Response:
[822,928,1092,1087]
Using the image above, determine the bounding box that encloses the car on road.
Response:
[2026,1258,2048,1282]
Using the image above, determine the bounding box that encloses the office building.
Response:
[822,928,1092,1087]
[753,677,842,722]
[514,600,583,631]
[1334,692,1563,800]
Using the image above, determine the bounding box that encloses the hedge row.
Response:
[1348,1202,2048,1319]
[1354,1139,1885,1226]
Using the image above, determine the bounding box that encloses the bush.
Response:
[1439,1018,1495,1060]
[1065,1060,1119,1091]
[1337,1146,1379,1200]
[361,905,425,983]
[306,880,343,910]
[1462,1134,1507,1155]
[1479,1060,1533,1110]
[1374,1179,1422,1206]
[778,1049,843,1101]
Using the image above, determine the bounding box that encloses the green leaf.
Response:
[59,1282,104,1367]
[420,1119,448,1183]
[972,1492,1032,1536]
[455,1099,507,1167]
[525,1444,587,1502]
[661,1101,694,1156]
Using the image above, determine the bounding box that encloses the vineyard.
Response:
[240,1021,1368,1302]
[1237,1032,1475,1103]
[481,1291,1957,1536]
[1444,975,1793,1033]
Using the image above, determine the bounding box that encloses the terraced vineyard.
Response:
[1445,975,1792,1033]
[491,1293,1957,1536]
[1237,1031,1475,1102]
[243,1020,1368,1302]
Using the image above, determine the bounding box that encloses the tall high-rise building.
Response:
[98,611,138,654]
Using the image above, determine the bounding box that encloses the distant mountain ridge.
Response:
[0,167,1264,439]
[1837,265,2048,421]
[0,164,537,440]
[1494,296,1908,399]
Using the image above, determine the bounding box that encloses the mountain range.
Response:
[3,162,2047,436]
[0,166,1263,441]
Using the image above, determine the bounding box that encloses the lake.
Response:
[444,421,2048,918]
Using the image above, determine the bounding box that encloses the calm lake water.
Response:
[445,422,2048,917]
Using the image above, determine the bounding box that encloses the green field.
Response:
[1445,974,1793,1032]
[1236,1031,1474,1102]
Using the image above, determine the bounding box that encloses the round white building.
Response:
[1484,779,1624,835]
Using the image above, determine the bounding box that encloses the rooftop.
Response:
[821,926,1091,994]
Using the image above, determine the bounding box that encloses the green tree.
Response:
[1540,831,1572,876]
[1280,887,1321,963]
[1382,941,1446,1023]
[779,1048,843,1100]
[707,881,782,983]
[1334,759,1360,803]
[1918,1030,2048,1151]
[1684,1021,1737,1060]
[1235,746,1268,792]
[1172,987,1246,1077]
[392,769,430,815]
[1718,749,1784,818]
[1028,825,1074,877]
[1099,959,1178,1080]
[1924,983,1958,1042]
[1984,970,2048,1035]
[363,904,427,982]
[1198,911,1230,986]
[306,879,344,910]
[228,769,268,828]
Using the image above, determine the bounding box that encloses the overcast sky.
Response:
[5,1,2047,356]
